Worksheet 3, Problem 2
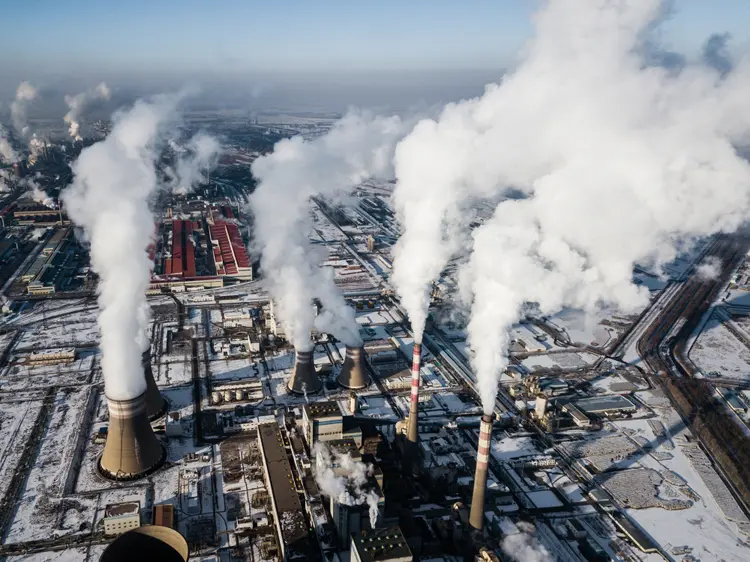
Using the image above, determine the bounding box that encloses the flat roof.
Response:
[574,395,637,414]
[352,526,412,562]
[257,423,312,557]
[304,401,342,419]
[105,501,140,518]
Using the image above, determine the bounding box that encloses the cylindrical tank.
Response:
[223,390,232,402]
[235,389,245,401]
[211,391,222,405]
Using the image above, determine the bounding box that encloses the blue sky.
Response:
[1,0,749,75]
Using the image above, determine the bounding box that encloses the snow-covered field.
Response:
[690,312,750,381]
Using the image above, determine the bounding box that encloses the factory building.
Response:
[302,401,362,447]
[164,220,197,277]
[23,227,73,294]
[350,527,413,562]
[103,501,141,536]
[331,484,385,548]
[257,423,315,561]
[209,220,252,280]
[573,395,637,416]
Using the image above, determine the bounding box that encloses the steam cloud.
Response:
[502,522,553,562]
[171,132,222,194]
[0,127,17,163]
[249,113,406,350]
[64,82,111,141]
[23,177,56,209]
[312,442,380,529]
[61,94,181,400]
[11,81,37,135]
[392,0,750,414]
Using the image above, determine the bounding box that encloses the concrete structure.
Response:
[103,501,141,536]
[350,527,412,562]
[101,525,189,562]
[287,349,323,395]
[142,350,167,420]
[338,346,370,389]
[100,393,166,480]
[350,392,360,415]
[404,343,422,472]
[26,347,76,366]
[535,393,548,419]
[469,414,494,531]
[257,423,315,560]
[331,483,385,548]
[303,401,343,445]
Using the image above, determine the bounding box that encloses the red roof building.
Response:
[164,220,196,277]
[209,220,252,279]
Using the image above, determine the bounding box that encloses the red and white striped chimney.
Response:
[469,414,494,531]
[406,343,421,444]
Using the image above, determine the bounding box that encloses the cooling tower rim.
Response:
[96,443,167,482]
[335,373,370,390]
[147,395,169,422]
[286,381,323,395]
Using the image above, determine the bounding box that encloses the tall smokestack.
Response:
[100,393,165,480]
[406,343,421,445]
[337,346,369,389]
[469,414,494,531]
[287,349,323,395]
[142,350,167,420]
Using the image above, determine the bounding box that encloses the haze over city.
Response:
[0,1,750,562]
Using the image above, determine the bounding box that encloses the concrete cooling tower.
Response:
[287,349,323,395]
[336,346,369,389]
[101,525,189,562]
[469,414,494,531]
[142,350,167,420]
[99,392,166,480]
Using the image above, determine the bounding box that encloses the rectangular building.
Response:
[153,504,174,528]
[209,221,252,280]
[302,401,344,445]
[351,526,412,562]
[164,220,196,277]
[103,501,141,536]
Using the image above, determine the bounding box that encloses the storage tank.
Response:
[223,390,232,402]
[211,391,222,405]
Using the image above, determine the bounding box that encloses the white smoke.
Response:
[0,126,18,163]
[312,442,380,529]
[392,0,750,414]
[502,522,553,562]
[64,82,111,141]
[11,81,37,135]
[696,256,722,280]
[171,132,222,194]
[61,94,182,400]
[23,177,56,209]
[249,112,406,350]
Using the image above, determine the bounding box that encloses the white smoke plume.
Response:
[172,132,222,194]
[696,256,721,280]
[502,522,553,562]
[392,0,750,414]
[64,82,111,141]
[11,81,37,135]
[312,442,380,529]
[23,177,56,209]
[61,94,182,400]
[249,112,406,351]
[0,126,18,163]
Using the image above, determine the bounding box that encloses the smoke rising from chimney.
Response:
[170,132,222,194]
[23,177,56,209]
[64,82,111,141]
[0,127,18,163]
[11,81,37,135]
[391,0,750,415]
[313,442,380,529]
[61,94,182,400]
[502,522,553,562]
[249,112,405,350]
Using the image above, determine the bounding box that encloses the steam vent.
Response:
[142,350,167,420]
[99,392,166,480]
[336,346,370,389]
[469,413,494,531]
[287,349,323,395]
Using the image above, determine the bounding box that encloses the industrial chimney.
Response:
[99,392,166,480]
[337,346,369,389]
[469,414,494,531]
[406,343,421,445]
[287,349,323,395]
[142,350,167,420]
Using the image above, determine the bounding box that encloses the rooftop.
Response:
[574,395,637,414]
[352,526,412,562]
[104,501,140,518]
[304,401,342,419]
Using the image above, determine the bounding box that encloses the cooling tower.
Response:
[336,346,370,389]
[101,525,189,562]
[287,349,323,395]
[469,414,494,531]
[142,350,167,421]
[100,392,166,480]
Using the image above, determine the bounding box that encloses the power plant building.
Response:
[164,220,197,277]
[103,501,141,536]
[302,401,362,447]
[350,527,413,562]
[257,423,315,561]
[331,484,385,548]
[209,221,252,280]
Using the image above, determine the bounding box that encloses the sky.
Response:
[0,0,749,110]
